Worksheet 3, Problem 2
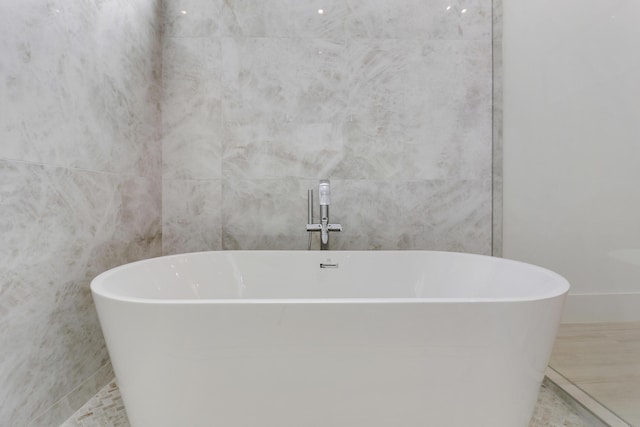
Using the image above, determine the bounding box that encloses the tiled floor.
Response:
[61,378,596,427]
[61,381,128,427]
[550,322,640,427]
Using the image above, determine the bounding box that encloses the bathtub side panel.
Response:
[94,298,564,427]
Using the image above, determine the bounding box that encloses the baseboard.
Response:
[562,292,640,323]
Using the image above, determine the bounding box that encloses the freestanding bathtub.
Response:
[91,250,569,427]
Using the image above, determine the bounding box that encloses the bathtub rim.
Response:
[90,250,570,305]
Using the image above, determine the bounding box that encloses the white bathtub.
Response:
[91,250,569,427]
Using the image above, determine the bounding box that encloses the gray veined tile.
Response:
[1,0,162,425]
[328,180,492,253]
[221,178,315,250]
[162,178,222,255]
[0,161,161,425]
[220,0,349,39]
[0,0,161,177]
[336,118,450,180]
[344,39,492,181]
[162,37,223,181]
[222,119,346,181]
[346,39,492,126]
[345,0,492,40]
[162,0,224,38]
[221,37,348,124]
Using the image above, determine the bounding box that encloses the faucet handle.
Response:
[319,179,331,206]
[327,223,342,232]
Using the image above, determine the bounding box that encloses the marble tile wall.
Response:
[162,0,494,254]
[1,0,496,423]
[0,1,162,425]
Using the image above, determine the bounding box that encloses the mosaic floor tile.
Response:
[61,379,591,427]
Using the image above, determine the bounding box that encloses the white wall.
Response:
[503,0,640,322]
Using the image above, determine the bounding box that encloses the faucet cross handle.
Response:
[327,223,343,232]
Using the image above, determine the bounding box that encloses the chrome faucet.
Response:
[306,179,342,250]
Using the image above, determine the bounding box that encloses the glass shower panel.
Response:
[502,0,640,424]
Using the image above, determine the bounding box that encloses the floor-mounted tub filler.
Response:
[91,251,569,427]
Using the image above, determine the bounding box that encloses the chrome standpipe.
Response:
[307,188,314,250]
[306,180,342,250]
